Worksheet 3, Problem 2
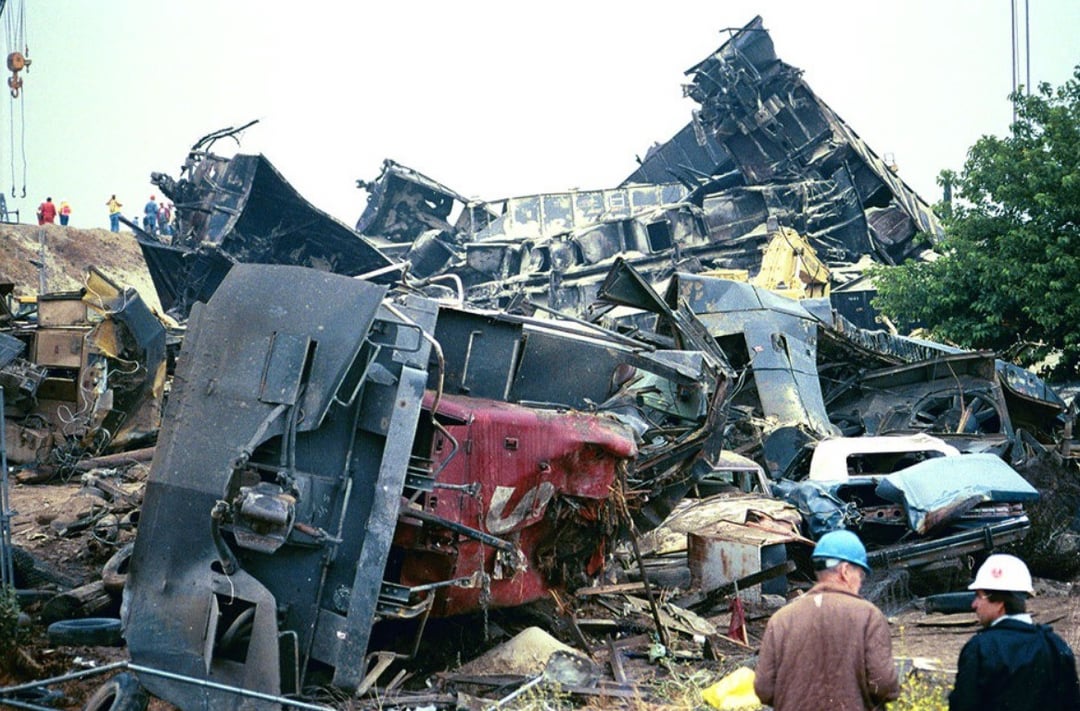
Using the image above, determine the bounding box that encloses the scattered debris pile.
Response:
[1,268,166,477]
[2,14,1079,711]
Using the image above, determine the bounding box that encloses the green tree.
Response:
[871,67,1080,380]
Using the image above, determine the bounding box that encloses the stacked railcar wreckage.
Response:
[124,263,730,707]
[112,14,1080,709]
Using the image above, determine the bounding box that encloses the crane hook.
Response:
[7,51,30,99]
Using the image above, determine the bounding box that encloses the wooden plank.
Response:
[607,638,627,684]
[576,581,647,597]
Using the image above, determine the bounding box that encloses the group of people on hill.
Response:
[753,530,1080,710]
[103,194,173,236]
[34,194,175,236]
[36,197,71,226]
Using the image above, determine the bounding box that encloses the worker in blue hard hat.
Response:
[949,553,1080,711]
[754,529,899,711]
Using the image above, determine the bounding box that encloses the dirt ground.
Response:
[1,222,162,313]
[4,473,1080,709]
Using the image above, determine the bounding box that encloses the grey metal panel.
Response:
[124,265,431,709]
[332,363,429,690]
[259,332,310,406]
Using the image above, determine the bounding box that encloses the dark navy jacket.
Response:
[949,617,1080,711]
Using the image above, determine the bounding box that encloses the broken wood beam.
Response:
[74,446,156,472]
[704,632,755,659]
[575,581,647,597]
[606,637,627,684]
[40,580,114,624]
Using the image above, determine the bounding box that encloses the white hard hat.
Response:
[968,553,1034,595]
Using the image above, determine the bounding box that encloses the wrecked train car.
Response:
[143,15,947,329]
[124,262,730,708]
[346,16,945,319]
[681,15,944,262]
[143,144,397,321]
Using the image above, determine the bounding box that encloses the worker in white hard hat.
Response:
[754,530,899,710]
[949,553,1080,711]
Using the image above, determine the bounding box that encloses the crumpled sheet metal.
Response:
[398,392,638,616]
[684,15,943,261]
[638,494,803,557]
[146,152,396,320]
[666,273,838,447]
[875,453,1040,534]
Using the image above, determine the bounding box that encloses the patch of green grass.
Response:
[887,673,951,711]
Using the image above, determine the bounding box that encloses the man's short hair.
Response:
[986,590,1028,615]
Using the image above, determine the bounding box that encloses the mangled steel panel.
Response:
[355,158,492,244]
[623,122,738,187]
[429,301,722,419]
[822,320,1066,443]
[428,300,728,529]
[684,16,944,263]
[472,184,690,243]
[396,392,637,616]
[827,353,1014,451]
[664,273,839,476]
[697,173,873,267]
[134,234,232,319]
[124,264,436,707]
[875,453,1039,534]
[146,151,396,320]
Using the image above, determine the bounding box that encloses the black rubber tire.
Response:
[11,544,81,589]
[47,617,124,647]
[81,672,148,711]
[101,543,134,594]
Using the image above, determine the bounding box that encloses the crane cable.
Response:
[4,0,27,197]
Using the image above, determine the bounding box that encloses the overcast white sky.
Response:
[3,1,1077,231]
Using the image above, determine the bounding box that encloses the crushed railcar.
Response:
[123,261,731,708]
[141,127,398,321]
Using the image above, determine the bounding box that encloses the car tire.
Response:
[101,543,134,594]
[47,617,123,647]
[81,672,148,711]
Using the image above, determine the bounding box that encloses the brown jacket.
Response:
[753,581,899,710]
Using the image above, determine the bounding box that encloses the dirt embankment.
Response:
[0,223,161,313]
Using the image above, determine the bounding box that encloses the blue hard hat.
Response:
[812,530,870,573]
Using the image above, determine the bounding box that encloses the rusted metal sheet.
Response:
[688,521,799,602]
